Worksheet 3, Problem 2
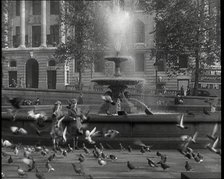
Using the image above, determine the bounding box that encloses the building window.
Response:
[49,25,59,46]
[8,71,17,87]
[179,55,188,68]
[135,53,145,72]
[65,63,70,85]
[135,19,145,43]
[48,60,56,66]
[32,1,41,15]
[50,1,59,15]
[156,52,165,71]
[32,26,41,47]
[10,61,17,67]
[16,1,20,16]
[13,26,20,47]
[94,52,104,72]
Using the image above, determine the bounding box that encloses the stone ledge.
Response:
[181,172,221,179]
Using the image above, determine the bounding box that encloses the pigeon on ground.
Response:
[203,108,210,115]
[127,145,132,152]
[160,162,170,170]
[140,147,146,154]
[17,166,26,177]
[8,155,13,164]
[99,143,104,151]
[134,139,152,152]
[35,168,46,179]
[186,110,195,116]
[109,154,118,160]
[185,161,192,171]
[83,143,90,154]
[176,114,188,129]
[147,158,158,167]
[1,172,5,178]
[98,158,107,166]
[48,153,56,162]
[45,160,55,172]
[67,144,73,153]
[127,161,135,170]
[78,154,85,163]
[14,146,19,155]
[119,143,126,151]
[72,163,84,175]
[207,123,218,141]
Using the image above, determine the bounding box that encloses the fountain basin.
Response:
[91,77,144,86]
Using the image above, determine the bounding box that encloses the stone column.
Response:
[60,0,66,44]
[40,0,47,47]
[3,0,8,48]
[19,0,26,48]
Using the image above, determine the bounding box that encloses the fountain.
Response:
[91,54,145,114]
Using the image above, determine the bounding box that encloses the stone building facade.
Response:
[2,0,191,93]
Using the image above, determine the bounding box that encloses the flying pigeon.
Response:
[104,130,119,138]
[10,126,28,135]
[101,95,115,105]
[27,110,47,120]
[134,139,152,151]
[207,123,218,141]
[2,140,13,147]
[176,114,188,129]
[45,160,55,172]
[85,127,99,144]
[206,137,220,154]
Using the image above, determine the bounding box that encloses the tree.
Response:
[54,1,108,90]
[141,0,220,95]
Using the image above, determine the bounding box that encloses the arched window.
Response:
[135,19,145,43]
[26,58,39,88]
[9,60,17,67]
[48,59,56,66]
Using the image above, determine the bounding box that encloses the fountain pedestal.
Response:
[91,56,144,114]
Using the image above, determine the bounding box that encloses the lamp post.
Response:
[154,62,158,95]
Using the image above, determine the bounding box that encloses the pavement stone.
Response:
[1,147,221,179]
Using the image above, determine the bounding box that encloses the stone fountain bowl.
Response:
[104,56,130,63]
[91,77,144,86]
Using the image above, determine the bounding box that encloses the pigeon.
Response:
[83,143,90,154]
[197,152,204,162]
[67,144,73,153]
[119,143,126,151]
[94,145,102,156]
[22,158,32,166]
[10,126,28,135]
[48,153,56,162]
[140,146,146,154]
[184,152,192,159]
[134,139,152,151]
[14,146,19,155]
[27,158,36,172]
[156,151,162,157]
[101,152,106,159]
[17,166,26,177]
[1,172,5,178]
[185,161,192,171]
[160,162,170,170]
[45,160,55,172]
[85,127,98,144]
[35,168,46,179]
[62,149,68,156]
[206,137,220,154]
[101,95,115,105]
[2,139,13,147]
[27,110,47,120]
[176,114,188,129]
[203,107,210,115]
[127,145,132,152]
[191,131,198,144]
[93,150,99,159]
[6,96,22,109]
[104,130,119,138]
[147,158,158,167]
[99,143,104,151]
[186,110,195,116]
[62,126,67,142]
[192,152,201,163]
[41,149,47,156]
[109,154,118,160]
[78,154,85,163]
[98,158,107,166]
[127,161,135,170]
[207,123,218,141]
[72,163,84,175]
[8,155,13,164]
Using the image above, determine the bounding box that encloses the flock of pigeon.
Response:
[1,95,221,178]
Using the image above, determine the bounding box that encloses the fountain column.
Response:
[40,0,47,47]
[19,0,26,48]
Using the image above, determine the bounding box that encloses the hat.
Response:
[70,98,77,104]
[55,101,61,105]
